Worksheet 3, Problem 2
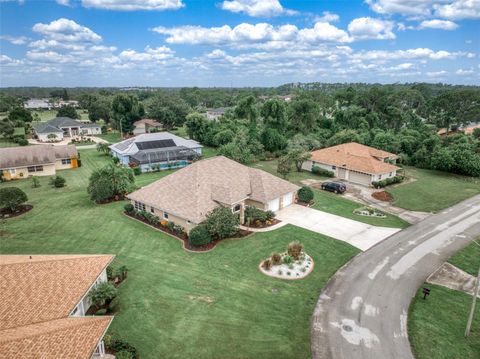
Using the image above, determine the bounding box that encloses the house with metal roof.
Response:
[0,145,79,180]
[110,132,203,172]
[33,117,101,142]
[0,254,114,359]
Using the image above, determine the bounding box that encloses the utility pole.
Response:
[465,240,480,337]
[119,117,123,139]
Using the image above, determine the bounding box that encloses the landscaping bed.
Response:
[245,218,281,229]
[353,206,387,218]
[372,191,393,202]
[296,200,315,207]
[0,204,33,219]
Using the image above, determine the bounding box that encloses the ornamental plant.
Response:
[0,187,28,212]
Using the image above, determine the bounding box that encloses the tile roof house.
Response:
[133,118,162,135]
[110,132,203,172]
[0,145,79,180]
[302,142,400,186]
[33,117,101,142]
[0,254,114,358]
[205,108,226,120]
[127,156,299,233]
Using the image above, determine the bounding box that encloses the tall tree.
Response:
[56,105,79,119]
[261,99,288,132]
[146,94,190,129]
[111,93,142,134]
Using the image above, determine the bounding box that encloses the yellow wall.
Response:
[245,199,267,210]
[1,164,56,180]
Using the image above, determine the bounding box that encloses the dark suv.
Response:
[320,181,347,194]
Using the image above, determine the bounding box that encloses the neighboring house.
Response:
[33,117,101,142]
[133,119,162,135]
[0,145,78,180]
[127,156,299,233]
[24,98,52,109]
[302,142,400,186]
[205,108,226,121]
[0,254,114,358]
[110,132,203,172]
[437,122,480,137]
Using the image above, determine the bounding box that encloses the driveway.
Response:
[310,194,480,359]
[276,204,400,251]
[28,136,108,147]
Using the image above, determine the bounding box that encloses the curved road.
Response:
[311,195,480,359]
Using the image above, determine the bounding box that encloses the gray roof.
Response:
[0,145,78,169]
[110,132,202,156]
[33,117,100,134]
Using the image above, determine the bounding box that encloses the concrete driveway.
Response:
[276,204,400,251]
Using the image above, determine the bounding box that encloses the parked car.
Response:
[320,181,347,194]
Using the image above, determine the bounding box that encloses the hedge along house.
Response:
[127,156,299,233]
[110,132,203,172]
[0,145,78,180]
[0,255,114,358]
[302,142,400,186]
[33,117,102,142]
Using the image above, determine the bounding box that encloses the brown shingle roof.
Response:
[134,118,161,127]
[127,156,299,223]
[0,145,78,169]
[0,255,114,358]
[310,142,400,175]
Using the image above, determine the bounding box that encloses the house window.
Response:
[186,220,191,225]
[389,172,393,176]
[332,165,336,170]
[27,165,43,173]
[163,212,169,219]
[150,207,155,213]
[233,204,241,213]
[379,175,382,180]
[61,158,71,165]
[134,201,145,211]
[8,168,16,174]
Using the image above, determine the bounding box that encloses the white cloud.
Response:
[32,18,102,43]
[426,70,448,76]
[220,0,297,17]
[366,0,480,20]
[0,54,24,66]
[82,0,184,10]
[0,35,29,45]
[352,47,473,61]
[348,17,396,40]
[456,68,474,74]
[315,11,340,23]
[298,22,351,43]
[119,46,174,61]
[418,19,459,29]
[56,0,71,5]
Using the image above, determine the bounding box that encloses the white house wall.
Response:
[37,132,64,142]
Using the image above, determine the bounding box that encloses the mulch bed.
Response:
[0,205,33,219]
[244,218,282,229]
[96,195,126,205]
[372,191,393,202]
[296,200,315,207]
[124,211,252,252]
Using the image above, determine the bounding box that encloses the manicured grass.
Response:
[448,240,480,277]
[252,158,329,185]
[408,284,480,359]
[0,149,360,359]
[31,109,89,121]
[0,139,18,147]
[389,166,480,212]
[202,145,219,158]
[312,189,409,228]
[97,131,123,144]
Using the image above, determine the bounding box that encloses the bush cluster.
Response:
[49,176,66,188]
[372,175,403,189]
[287,241,303,260]
[132,166,142,176]
[0,187,28,211]
[188,224,212,246]
[124,203,134,214]
[297,186,314,203]
[107,337,138,359]
[244,206,275,223]
[312,166,334,177]
[136,210,159,225]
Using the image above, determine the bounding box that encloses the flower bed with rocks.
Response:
[0,204,33,219]
[353,206,387,218]
[259,241,314,280]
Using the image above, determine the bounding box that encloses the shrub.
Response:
[87,164,135,203]
[50,176,66,188]
[145,212,159,225]
[124,203,134,214]
[312,166,334,177]
[17,138,29,146]
[244,206,268,223]
[287,241,303,260]
[188,224,212,246]
[271,253,282,265]
[297,186,314,203]
[265,210,275,220]
[204,207,239,239]
[87,282,117,309]
[262,258,272,270]
[160,219,168,227]
[167,221,175,231]
[0,187,28,211]
[112,156,120,164]
[132,166,141,176]
[95,308,107,315]
[31,177,41,188]
[283,255,293,265]
[109,338,138,359]
[116,351,134,359]
[173,224,184,235]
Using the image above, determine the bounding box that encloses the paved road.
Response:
[276,204,400,251]
[311,195,480,359]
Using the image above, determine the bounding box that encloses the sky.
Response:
[0,0,479,87]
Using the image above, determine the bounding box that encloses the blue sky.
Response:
[0,0,479,87]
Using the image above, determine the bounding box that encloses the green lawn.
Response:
[389,166,480,212]
[0,139,18,147]
[408,284,480,359]
[31,109,89,122]
[448,240,480,277]
[0,149,360,359]
[252,158,330,184]
[97,131,123,144]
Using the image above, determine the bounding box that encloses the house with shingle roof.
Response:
[133,118,162,135]
[127,156,299,233]
[33,117,101,142]
[110,132,203,172]
[0,254,114,358]
[302,142,400,186]
[0,145,79,180]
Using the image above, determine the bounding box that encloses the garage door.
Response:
[338,168,347,179]
[282,192,293,207]
[349,171,372,186]
[268,198,280,211]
